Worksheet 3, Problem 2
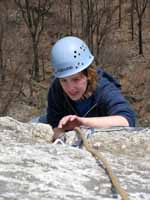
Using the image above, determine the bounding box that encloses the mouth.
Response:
[67,91,80,98]
[68,92,78,96]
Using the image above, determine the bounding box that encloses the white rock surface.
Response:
[0,117,150,200]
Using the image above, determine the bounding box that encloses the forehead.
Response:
[60,71,84,80]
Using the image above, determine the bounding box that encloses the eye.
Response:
[73,77,80,82]
[60,78,67,83]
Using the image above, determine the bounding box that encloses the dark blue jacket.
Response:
[47,68,136,128]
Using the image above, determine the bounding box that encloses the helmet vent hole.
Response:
[74,51,77,53]
[74,55,77,58]
[80,46,82,49]
[76,66,78,69]
[81,62,84,65]
[78,62,80,65]
[78,53,80,56]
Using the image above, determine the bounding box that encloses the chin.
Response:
[69,95,81,101]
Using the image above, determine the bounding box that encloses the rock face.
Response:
[0,117,150,200]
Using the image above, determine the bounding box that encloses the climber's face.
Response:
[59,72,88,101]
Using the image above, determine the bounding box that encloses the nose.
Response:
[67,84,76,92]
[65,81,76,92]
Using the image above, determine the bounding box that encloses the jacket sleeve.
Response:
[100,77,136,127]
[47,79,65,128]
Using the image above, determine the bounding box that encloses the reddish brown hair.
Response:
[82,64,98,98]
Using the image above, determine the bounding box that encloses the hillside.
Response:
[0,0,150,126]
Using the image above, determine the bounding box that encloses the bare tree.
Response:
[130,0,135,40]
[0,21,5,81]
[67,0,118,65]
[79,0,103,53]
[118,0,122,27]
[80,0,84,37]
[69,0,73,35]
[0,0,9,81]
[14,0,53,81]
[134,0,148,55]
[148,0,150,19]
[95,2,119,64]
[0,64,24,116]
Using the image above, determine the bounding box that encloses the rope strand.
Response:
[74,127,129,200]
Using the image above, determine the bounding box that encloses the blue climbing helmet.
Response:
[50,36,94,78]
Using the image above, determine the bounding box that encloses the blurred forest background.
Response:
[0,0,150,126]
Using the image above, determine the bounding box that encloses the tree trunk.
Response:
[118,0,122,28]
[138,19,143,55]
[32,40,40,81]
[0,23,5,81]
[69,0,73,35]
[80,0,84,37]
[130,0,134,40]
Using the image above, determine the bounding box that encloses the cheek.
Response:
[61,83,68,92]
[79,79,88,91]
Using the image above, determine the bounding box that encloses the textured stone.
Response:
[0,116,53,143]
[0,117,150,200]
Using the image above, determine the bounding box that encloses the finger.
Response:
[52,128,64,141]
[58,118,68,128]
[61,115,73,124]
[70,115,77,121]
[58,120,65,128]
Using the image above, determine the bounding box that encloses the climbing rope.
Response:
[74,127,129,200]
